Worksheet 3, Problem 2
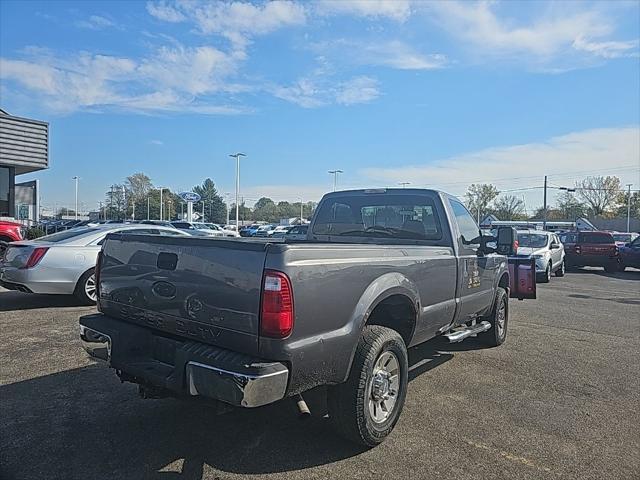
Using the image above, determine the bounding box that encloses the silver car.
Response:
[0,224,188,304]
[516,230,565,282]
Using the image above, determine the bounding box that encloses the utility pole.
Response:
[159,187,164,221]
[122,185,126,221]
[147,197,150,220]
[542,175,548,231]
[202,200,205,222]
[229,153,246,228]
[328,170,343,191]
[398,182,410,188]
[72,176,79,220]
[627,184,633,233]
[225,193,231,225]
[300,197,304,222]
[110,185,114,220]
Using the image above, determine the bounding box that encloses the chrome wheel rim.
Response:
[368,351,400,424]
[85,273,97,301]
[496,299,506,338]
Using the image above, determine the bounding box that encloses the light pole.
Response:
[202,200,205,222]
[72,176,79,220]
[225,193,231,225]
[627,184,633,233]
[147,197,150,220]
[398,182,410,188]
[229,153,246,227]
[299,197,304,222]
[158,187,164,221]
[328,170,343,191]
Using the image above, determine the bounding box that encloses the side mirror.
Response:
[496,227,518,256]
[550,243,560,249]
[624,242,630,247]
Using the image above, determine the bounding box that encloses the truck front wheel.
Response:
[328,326,408,447]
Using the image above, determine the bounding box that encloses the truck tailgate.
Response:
[98,234,269,356]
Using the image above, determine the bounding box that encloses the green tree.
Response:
[253,197,278,222]
[615,191,640,219]
[229,202,252,223]
[576,176,621,217]
[465,184,499,223]
[192,178,227,223]
[105,184,127,220]
[491,195,526,221]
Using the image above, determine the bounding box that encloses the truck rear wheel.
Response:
[480,287,508,347]
[328,325,408,447]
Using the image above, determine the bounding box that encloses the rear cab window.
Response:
[312,193,443,242]
[579,232,615,244]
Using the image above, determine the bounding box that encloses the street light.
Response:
[626,184,633,232]
[229,153,246,228]
[158,187,165,221]
[328,170,343,191]
[72,176,79,220]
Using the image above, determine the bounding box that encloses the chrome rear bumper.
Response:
[79,314,289,408]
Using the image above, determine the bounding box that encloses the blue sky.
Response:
[1,0,639,214]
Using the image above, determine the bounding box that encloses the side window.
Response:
[448,199,480,251]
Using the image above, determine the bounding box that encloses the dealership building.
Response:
[0,109,49,221]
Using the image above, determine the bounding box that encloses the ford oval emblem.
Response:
[152,281,177,299]
[178,192,201,203]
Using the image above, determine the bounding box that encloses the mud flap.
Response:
[508,257,537,300]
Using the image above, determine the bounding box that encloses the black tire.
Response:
[328,326,408,447]
[555,259,565,277]
[538,262,551,283]
[74,268,97,305]
[604,261,620,273]
[480,287,508,347]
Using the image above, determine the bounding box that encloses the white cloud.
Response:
[149,139,164,145]
[146,1,186,23]
[336,76,379,105]
[361,127,640,203]
[0,45,247,115]
[313,39,447,70]
[316,0,412,22]
[572,35,639,59]
[146,0,306,49]
[75,15,116,30]
[424,1,638,66]
[271,74,379,108]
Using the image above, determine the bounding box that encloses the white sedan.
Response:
[0,224,188,304]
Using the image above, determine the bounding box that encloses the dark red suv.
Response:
[559,231,620,273]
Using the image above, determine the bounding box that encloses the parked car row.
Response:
[0,224,190,303]
[239,223,309,239]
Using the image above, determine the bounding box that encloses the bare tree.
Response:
[125,173,153,203]
[491,195,526,220]
[464,183,499,223]
[575,176,621,216]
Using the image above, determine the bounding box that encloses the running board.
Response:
[444,321,491,343]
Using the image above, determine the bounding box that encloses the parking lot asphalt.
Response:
[1,268,638,480]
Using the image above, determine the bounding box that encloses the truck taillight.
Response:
[24,247,49,269]
[260,270,294,338]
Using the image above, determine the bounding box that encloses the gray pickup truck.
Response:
[79,189,535,446]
